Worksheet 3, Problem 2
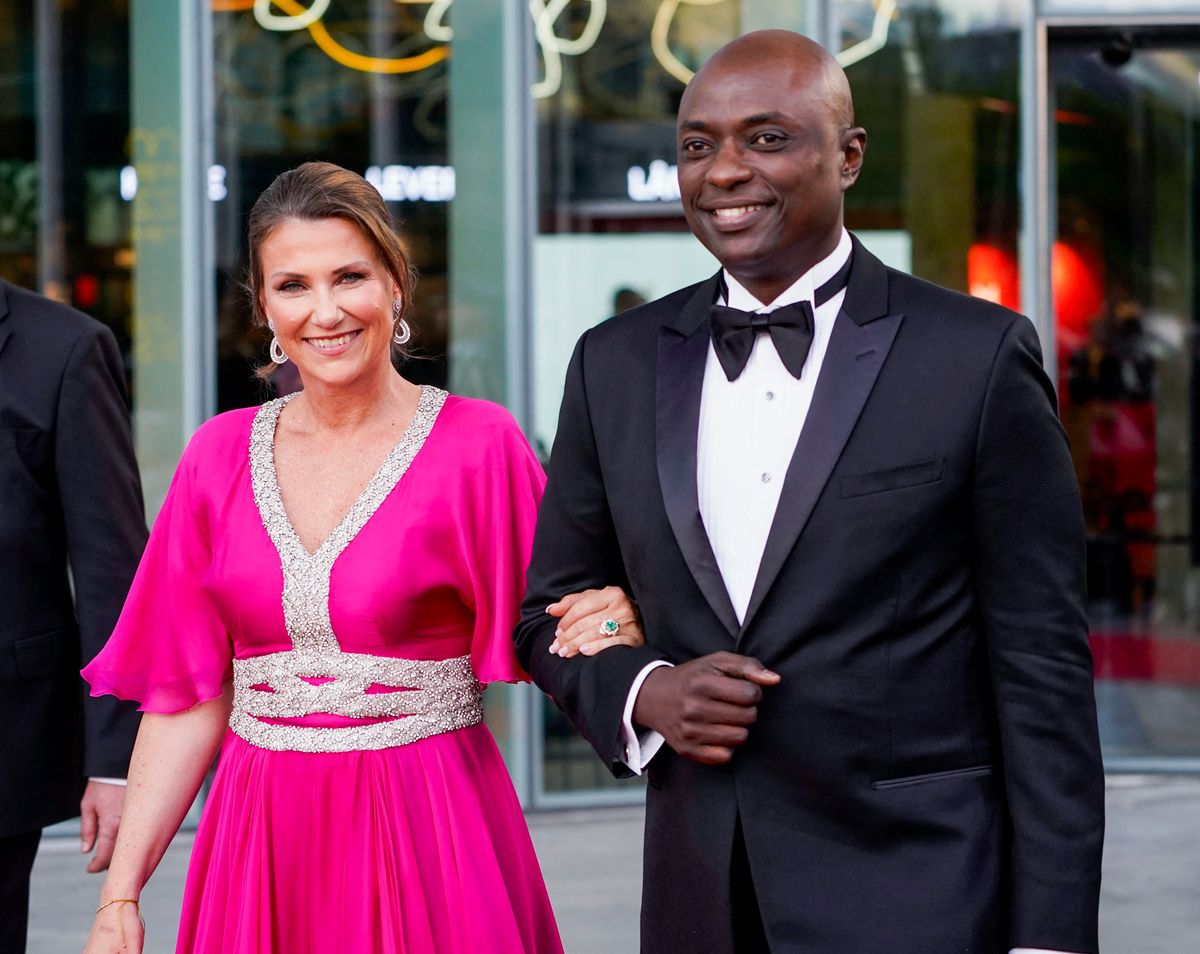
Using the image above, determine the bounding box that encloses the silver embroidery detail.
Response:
[230,652,483,753]
[232,386,481,753]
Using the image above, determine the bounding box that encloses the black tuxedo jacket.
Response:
[0,280,145,837]
[516,238,1104,953]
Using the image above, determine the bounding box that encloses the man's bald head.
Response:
[683,30,856,131]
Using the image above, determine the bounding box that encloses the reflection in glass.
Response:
[0,2,133,382]
[836,0,1022,300]
[210,3,452,413]
[1051,28,1200,759]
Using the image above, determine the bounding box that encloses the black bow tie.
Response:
[709,255,853,381]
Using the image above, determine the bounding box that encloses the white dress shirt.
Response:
[615,230,1078,954]
[697,243,848,621]
[620,229,851,770]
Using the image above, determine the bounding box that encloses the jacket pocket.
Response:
[871,764,994,791]
[839,458,945,499]
[14,629,73,680]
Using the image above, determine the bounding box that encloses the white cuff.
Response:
[88,777,128,786]
[619,660,673,774]
[1009,948,1084,953]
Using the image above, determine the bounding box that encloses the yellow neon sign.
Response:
[213,0,894,89]
[215,0,450,74]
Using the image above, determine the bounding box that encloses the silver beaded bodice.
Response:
[230,386,483,754]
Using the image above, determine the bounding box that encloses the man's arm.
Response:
[515,332,667,773]
[56,323,147,867]
[516,332,780,772]
[971,316,1104,953]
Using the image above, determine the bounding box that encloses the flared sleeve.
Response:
[82,426,233,712]
[463,409,547,685]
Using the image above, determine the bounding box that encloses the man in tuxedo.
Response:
[0,279,146,952]
[516,30,1104,954]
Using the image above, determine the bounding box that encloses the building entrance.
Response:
[1048,23,1200,764]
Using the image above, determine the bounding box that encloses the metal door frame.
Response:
[1024,9,1200,377]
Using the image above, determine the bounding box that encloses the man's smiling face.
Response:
[676,36,865,305]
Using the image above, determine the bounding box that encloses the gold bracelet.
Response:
[96,897,140,915]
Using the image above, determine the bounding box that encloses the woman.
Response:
[82,162,641,954]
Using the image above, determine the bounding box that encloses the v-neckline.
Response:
[249,385,448,565]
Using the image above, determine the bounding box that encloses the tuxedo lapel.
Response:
[740,240,903,634]
[656,274,741,637]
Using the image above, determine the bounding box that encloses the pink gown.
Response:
[83,387,563,954]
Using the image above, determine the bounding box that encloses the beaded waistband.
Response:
[228,651,483,753]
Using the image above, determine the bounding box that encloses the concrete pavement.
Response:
[28,775,1200,953]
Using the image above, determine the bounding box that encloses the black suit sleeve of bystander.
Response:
[970,315,1105,953]
[56,324,147,779]
[514,331,668,775]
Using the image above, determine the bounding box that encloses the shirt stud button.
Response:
[761,472,772,483]
[765,390,775,401]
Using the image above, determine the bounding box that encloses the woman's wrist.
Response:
[96,897,140,914]
[97,873,143,905]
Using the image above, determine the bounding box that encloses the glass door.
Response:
[1048,24,1200,764]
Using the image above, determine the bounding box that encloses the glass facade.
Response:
[7,1,1200,809]
[210,3,453,410]
[1,1,132,372]
[1050,25,1200,760]
[836,1,1023,302]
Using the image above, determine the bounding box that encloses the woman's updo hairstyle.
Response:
[245,161,417,365]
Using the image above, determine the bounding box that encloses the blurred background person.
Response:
[612,286,648,314]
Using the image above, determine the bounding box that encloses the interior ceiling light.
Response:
[837,0,897,69]
[241,0,450,73]
[254,0,330,30]
[415,0,453,43]
[651,0,727,86]
[531,0,608,99]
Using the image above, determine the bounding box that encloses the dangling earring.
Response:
[392,299,412,345]
[267,319,289,365]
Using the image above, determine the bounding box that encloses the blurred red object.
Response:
[1052,240,1105,355]
[74,273,100,310]
[967,242,1021,311]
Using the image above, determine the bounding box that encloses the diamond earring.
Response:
[267,319,288,365]
[392,299,411,346]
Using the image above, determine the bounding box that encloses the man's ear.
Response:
[841,127,867,190]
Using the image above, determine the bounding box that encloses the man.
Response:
[0,279,146,952]
[516,31,1104,954]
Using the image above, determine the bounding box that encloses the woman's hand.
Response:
[546,586,644,659]
[83,901,143,954]
[78,695,230,954]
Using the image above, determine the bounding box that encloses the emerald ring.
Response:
[599,618,621,637]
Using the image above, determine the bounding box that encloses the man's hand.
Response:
[632,651,780,765]
[80,780,125,873]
